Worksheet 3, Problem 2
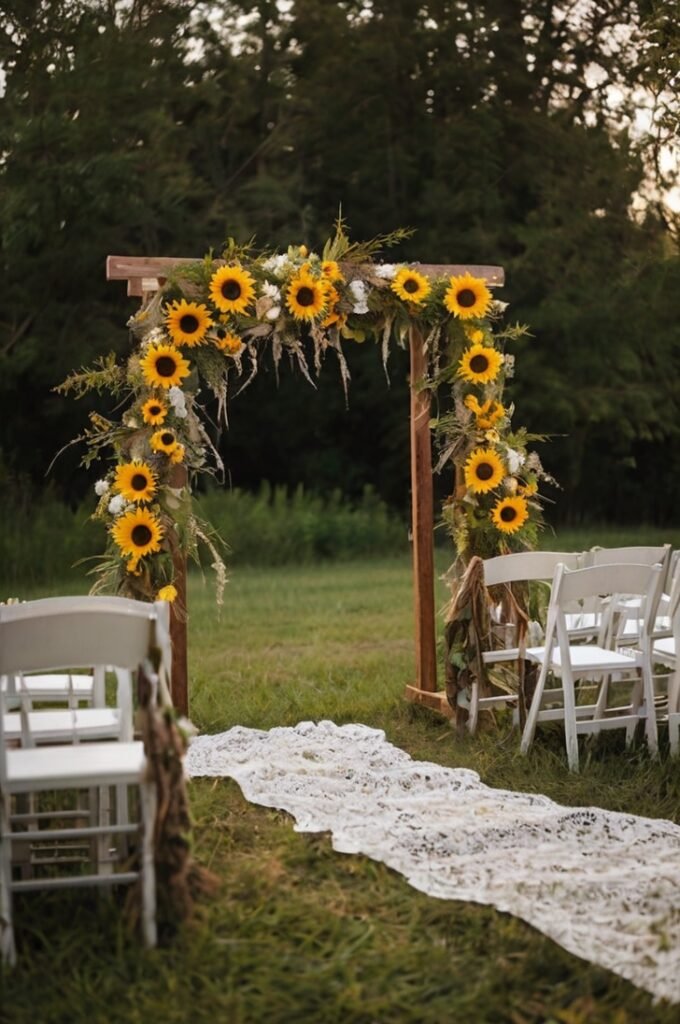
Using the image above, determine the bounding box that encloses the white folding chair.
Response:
[468,551,582,734]
[520,561,665,771]
[0,597,170,964]
[577,545,672,645]
[646,556,680,754]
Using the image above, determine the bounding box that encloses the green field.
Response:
[3,554,680,1023]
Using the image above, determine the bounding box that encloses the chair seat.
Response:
[525,644,641,673]
[6,740,147,793]
[1,673,94,700]
[3,708,121,744]
[653,637,676,659]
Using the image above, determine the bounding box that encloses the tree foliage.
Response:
[0,0,678,523]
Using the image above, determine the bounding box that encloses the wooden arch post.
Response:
[106,255,504,720]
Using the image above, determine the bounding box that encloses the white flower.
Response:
[94,479,110,496]
[146,327,165,344]
[504,354,515,378]
[107,494,126,516]
[375,263,399,280]
[262,254,290,278]
[506,448,525,475]
[349,279,370,314]
[262,281,281,302]
[266,305,281,321]
[168,386,187,419]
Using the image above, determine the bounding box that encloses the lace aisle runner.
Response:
[186,721,680,1004]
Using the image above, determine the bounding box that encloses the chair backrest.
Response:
[0,596,167,677]
[0,597,171,761]
[549,561,665,651]
[582,544,671,573]
[482,550,582,587]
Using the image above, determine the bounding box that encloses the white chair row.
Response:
[468,545,672,738]
[0,595,172,965]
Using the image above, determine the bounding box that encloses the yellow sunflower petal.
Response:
[391,267,431,305]
[285,273,328,320]
[209,265,256,315]
[157,584,178,602]
[113,460,157,503]
[111,506,164,560]
[141,397,167,425]
[457,343,503,385]
[140,345,191,390]
[464,448,506,494]
[165,299,213,347]
[150,428,179,455]
[444,273,492,319]
[491,496,529,534]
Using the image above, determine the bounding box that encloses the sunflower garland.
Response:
[61,221,548,611]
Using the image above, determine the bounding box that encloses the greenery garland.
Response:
[58,220,553,605]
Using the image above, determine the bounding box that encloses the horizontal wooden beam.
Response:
[107,255,505,297]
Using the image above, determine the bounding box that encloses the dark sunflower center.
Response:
[155,356,177,378]
[161,432,175,446]
[500,506,517,522]
[296,286,315,307]
[469,354,489,373]
[457,288,477,308]
[131,473,148,492]
[131,524,153,546]
[476,462,494,481]
[149,405,161,416]
[403,278,420,294]
[222,280,242,300]
[179,314,199,334]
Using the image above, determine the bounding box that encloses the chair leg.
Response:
[641,662,659,759]
[139,781,157,949]
[467,681,479,736]
[0,801,16,966]
[561,669,580,772]
[520,656,550,756]
[669,714,680,757]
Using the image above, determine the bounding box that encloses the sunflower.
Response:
[140,345,191,390]
[286,273,328,320]
[111,506,164,561]
[150,428,179,456]
[464,448,506,494]
[113,460,157,503]
[157,584,177,602]
[213,330,243,354]
[209,265,256,315]
[464,394,505,430]
[465,327,485,344]
[444,273,492,319]
[141,397,167,426]
[169,443,185,465]
[491,495,529,534]
[165,299,213,347]
[458,343,503,385]
[321,260,344,283]
[391,267,431,305]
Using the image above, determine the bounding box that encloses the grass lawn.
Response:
[3,550,680,1023]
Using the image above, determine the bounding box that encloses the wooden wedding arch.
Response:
[106,255,505,718]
